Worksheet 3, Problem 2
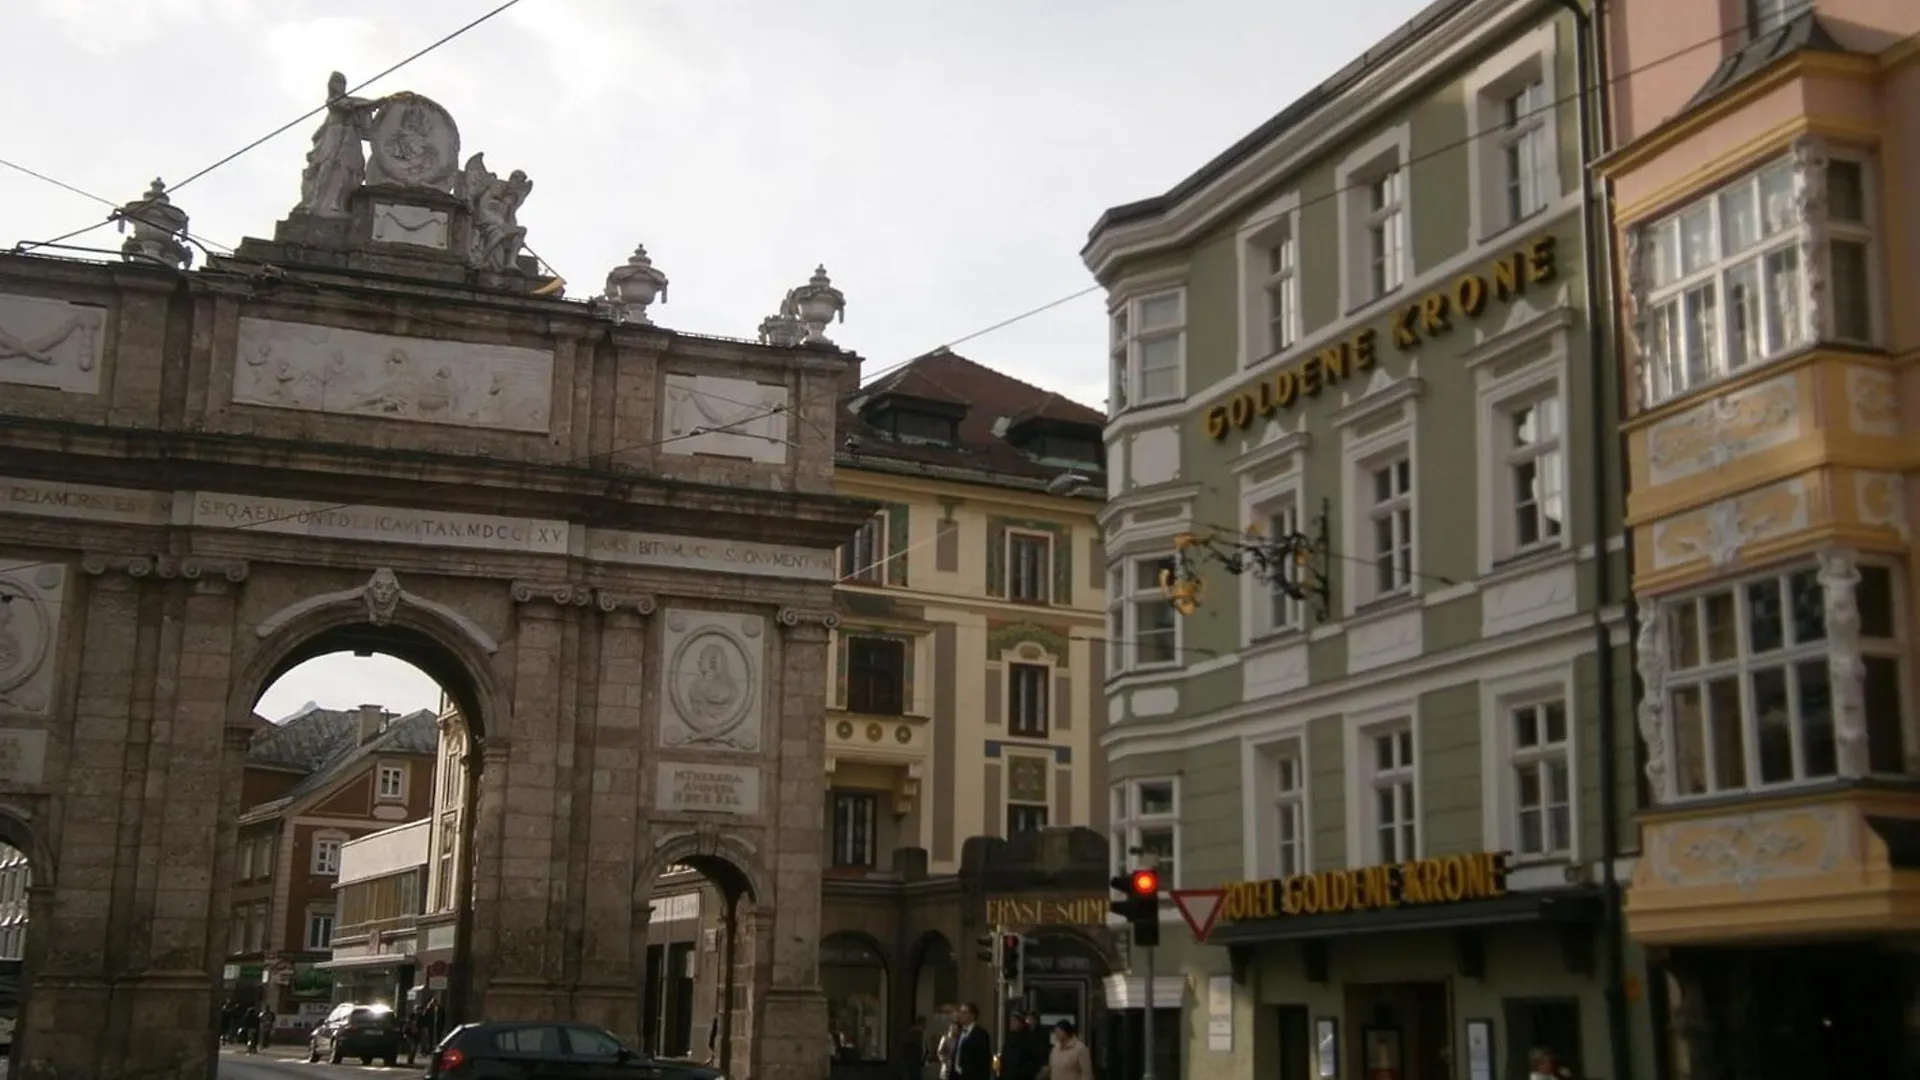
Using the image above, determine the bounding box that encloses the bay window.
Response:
[1110,289,1186,410]
[1661,559,1906,798]
[1108,557,1179,674]
[1112,778,1179,886]
[1638,146,1876,406]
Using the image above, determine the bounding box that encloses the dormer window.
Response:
[875,408,957,445]
[1005,416,1105,470]
[857,391,967,448]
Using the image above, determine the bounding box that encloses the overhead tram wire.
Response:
[0,8,1774,578]
[14,0,531,254]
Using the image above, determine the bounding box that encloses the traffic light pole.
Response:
[1142,942,1156,1080]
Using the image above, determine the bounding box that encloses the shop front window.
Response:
[821,932,889,1064]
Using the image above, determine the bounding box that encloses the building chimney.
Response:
[356,704,388,744]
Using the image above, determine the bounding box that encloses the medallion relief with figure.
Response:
[0,561,65,716]
[660,609,765,752]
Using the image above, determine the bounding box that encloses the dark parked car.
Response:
[429,1021,728,1080]
[308,1002,405,1066]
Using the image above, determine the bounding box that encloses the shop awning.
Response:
[314,953,419,972]
[1207,887,1602,946]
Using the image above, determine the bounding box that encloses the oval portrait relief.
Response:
[0,583,51,694]
[667,627,757,740]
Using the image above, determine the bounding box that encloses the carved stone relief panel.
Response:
[1844,366,1899,437]
[232,317,554,432]
[1644,375,1798,486]
[370,204,451,251]
[659,609,765,752]
[660,374,790,465]
[0,292,107,394]
[0,560,66,716]
[1853,471,1909,541]
[1651,477,1810,570]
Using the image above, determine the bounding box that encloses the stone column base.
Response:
[18,973,214,1080]
[754,987,828,1080]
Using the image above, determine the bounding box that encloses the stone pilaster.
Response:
[462,737,512,1024]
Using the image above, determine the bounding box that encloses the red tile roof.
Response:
[840,349,1107,491]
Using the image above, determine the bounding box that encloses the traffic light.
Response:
[1109,867,1161,948]
[1000,933,1024,985]
[974,933,998,965]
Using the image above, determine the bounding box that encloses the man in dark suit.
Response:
[951,1003,994,1080]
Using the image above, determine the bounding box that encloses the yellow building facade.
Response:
[1601,1,1920,1076]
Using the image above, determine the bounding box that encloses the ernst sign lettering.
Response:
[1220,851,1511,922]
[1204,236,1558,440]
[985,896,1109,927]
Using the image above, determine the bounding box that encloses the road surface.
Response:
[218,1045,425,1079]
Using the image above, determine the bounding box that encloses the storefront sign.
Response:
[1203,236,1559,440]
[1221,851,1511,921]
[984,895,1108,927]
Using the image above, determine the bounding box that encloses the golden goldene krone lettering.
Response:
[1230,392,1255,429]
[1204,406,1229,440]
[1455,274,1488,317]
[1527,235,1558,283]
[1199,236,1557,438]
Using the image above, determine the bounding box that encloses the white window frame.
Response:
[1479,666,1582,861]
[1510,697,1574,860]
[1109,287,1188,410]
[1249,489,1306,641]
[840,511,890,585]
[1336,125,1412,313]
[1464,23,1561,241]
[1108,555,1181,674]
[1632,141,1878,409]
[1243,733,1311,880]
[305,909,335,951]
[376,763,407,801]
[1110,778,1181,891]
[1337,382,1422,613]
[1236,192,1303,367]
[312,834,344,876]
[1655,559,1906,800]
[1353,716,1419,865]
[1006,529,1054,604]
[1471,320,1572,573]
[1006,756,1052,836]
[1235,432,1311,646]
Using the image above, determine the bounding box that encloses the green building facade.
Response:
[1084,3,1655,1080]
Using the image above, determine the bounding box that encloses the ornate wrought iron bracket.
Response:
[1158,498,1333,623]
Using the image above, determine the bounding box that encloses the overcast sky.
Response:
[3,0,1430,720]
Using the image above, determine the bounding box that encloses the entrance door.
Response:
[1501,999,1581,1080]
[1273,1006,1309,1080]
[1026,980,1087,1034]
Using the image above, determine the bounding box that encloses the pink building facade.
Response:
[1601,1,1920,1078]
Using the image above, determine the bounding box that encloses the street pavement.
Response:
[218,1044,426,1079]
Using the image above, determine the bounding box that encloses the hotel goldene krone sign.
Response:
[1203,235,1559,440]
[1221,851,1511,922]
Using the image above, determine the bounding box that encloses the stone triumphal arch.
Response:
[0,79,866,1080]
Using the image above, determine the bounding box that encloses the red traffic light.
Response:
[1128,868,1160,896]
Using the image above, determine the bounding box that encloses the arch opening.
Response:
[637,841,773,1070]
[822,931,890,1066]
[211,612,491,1052]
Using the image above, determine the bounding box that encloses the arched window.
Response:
[821,933,889,1063]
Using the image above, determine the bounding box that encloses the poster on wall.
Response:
[1206,976,1232,1052]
